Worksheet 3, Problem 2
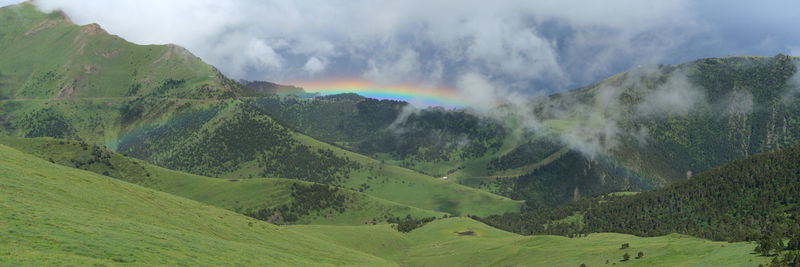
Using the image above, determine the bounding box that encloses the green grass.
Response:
[0,3,251,100]
[278,133,523,216]
[542,119,578,133]
[0,135,439,225]
[292,217,771,266]
[0,142,772,265]
[0,3,522,218]
[0,143,393,265]
[544,212,585,230]
[1,90,521,219]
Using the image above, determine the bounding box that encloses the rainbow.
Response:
[289,78,466,108]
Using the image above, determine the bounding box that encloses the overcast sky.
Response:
[3,0,799,96]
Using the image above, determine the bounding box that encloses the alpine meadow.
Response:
[2,1,800,266]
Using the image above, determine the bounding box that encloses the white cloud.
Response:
[30,0,713,91]
[0,0,24,7]
[636,70,707,117]
[364,49,422,84]
[26,0,800,112]
[455,72,502,109]
[782,60,800,103]
[303,56,326,75]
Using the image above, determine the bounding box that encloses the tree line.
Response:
[478,144,800,245]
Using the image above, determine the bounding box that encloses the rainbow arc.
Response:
[291,79,466,108]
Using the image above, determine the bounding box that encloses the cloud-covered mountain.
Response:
[18,0,800,98]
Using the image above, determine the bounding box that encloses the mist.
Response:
[11,0,800,160]
[25,0,800,99]
[785,61,800,103]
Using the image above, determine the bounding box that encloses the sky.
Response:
[3,0,800,106]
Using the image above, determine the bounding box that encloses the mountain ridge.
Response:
[0,3,522,217]
[0,2,258,100]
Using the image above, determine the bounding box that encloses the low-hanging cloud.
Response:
[29,0,800,97]
[303,56,326,75]
[636,69,707,117]
[12,0,800,162]
[784,61,800,103]
[8,0,797,95]
[512,66,709,158]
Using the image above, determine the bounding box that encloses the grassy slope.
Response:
[293,217,770,266]
[0,138,768,265]
[0,3,250,99]
[286,133,523,216]
[0,144,393,265]
[110,98,522,217]
[0,83,520,219]
[0,3,521,218]
[0,136,439,225]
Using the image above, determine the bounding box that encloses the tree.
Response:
[637,251,644,259]
[620,243,629,249]
[794,253,800,267]
[770,256,779,267]
[787,235,800,250]
[622,253,630,261]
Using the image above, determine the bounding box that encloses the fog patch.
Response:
[783,61,800,104]
[636,70,707,117]
[387,103,421,134]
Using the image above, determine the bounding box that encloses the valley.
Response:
[2,2,800,266]
[0,143,771,265]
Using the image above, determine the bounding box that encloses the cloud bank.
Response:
[25,0,800,100]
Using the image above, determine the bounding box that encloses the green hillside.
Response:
[462,55,800,209]
[109,101,522,216]
[0,3,254,99]
[0,142,770,265]
[535,55,800,185]
[245,95,508,178]
[0,3,521,217]
[0,143,394,265]
[195,55,800,212]
[294,217,769,266]
[480,143,800,252]
[243,87,656,209]
[0,135,439,225]
[0,3,793,265]
[8,1,799,217]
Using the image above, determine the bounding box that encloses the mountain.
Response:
[494,56,799,211]
[0,3,521,217]
[247,94,654,207]
[212,55,800,211]
[0,142,770,265]
[479,143,800,244]
[0,135,439,225]
[0,3,256,100]
[0,143,392,265]
[1,2,796,265]
[241,80,305,95]
[455,55,800,208]
[535,55,799,185]
[244,94,507,176]
[5,3,799,215]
